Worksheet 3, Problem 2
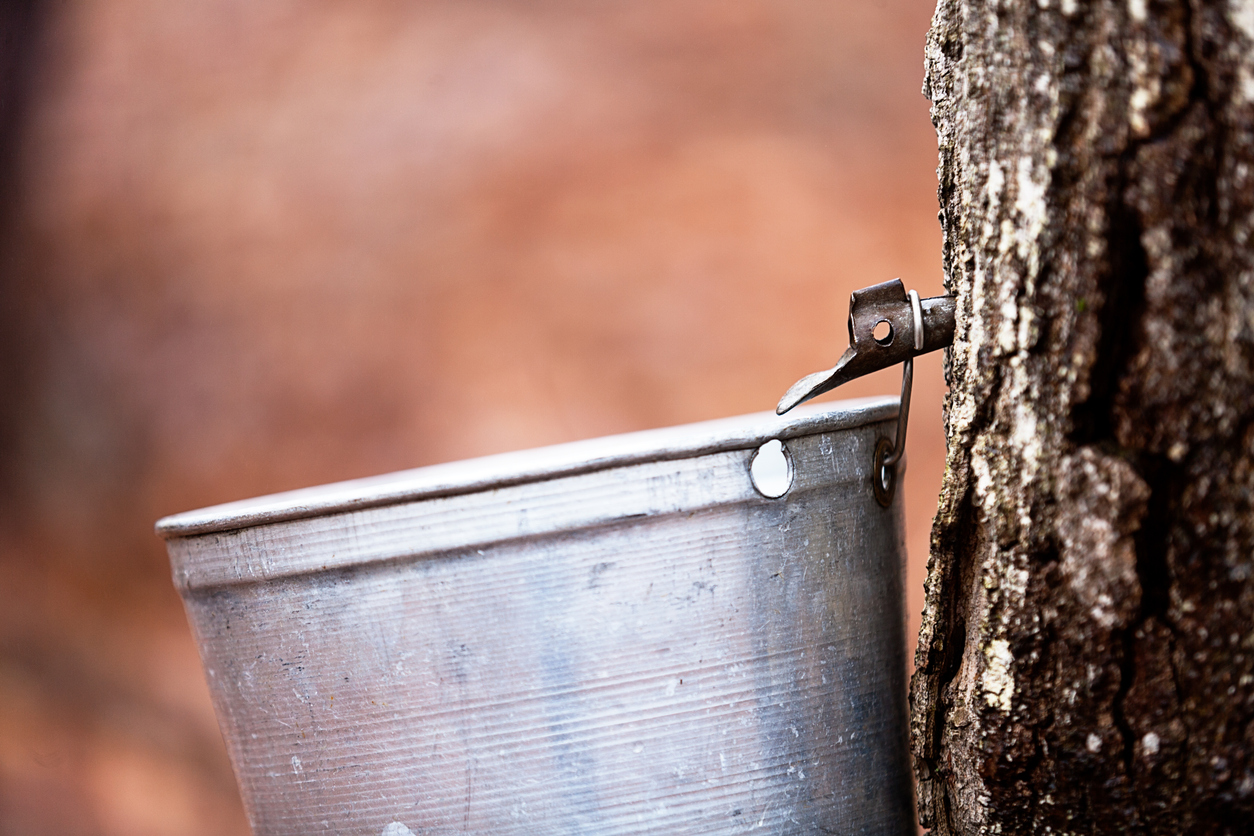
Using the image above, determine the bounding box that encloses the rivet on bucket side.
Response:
[750,438,792,498]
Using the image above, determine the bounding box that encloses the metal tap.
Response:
[777,279,955,505]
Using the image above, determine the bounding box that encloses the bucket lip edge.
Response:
[155,395,898,540]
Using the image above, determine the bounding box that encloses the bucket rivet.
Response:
[750,439,792,498]
[872,437,896,507]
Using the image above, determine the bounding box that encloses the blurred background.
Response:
[0,0,944,832]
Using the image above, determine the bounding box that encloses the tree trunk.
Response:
[911,0,1254,832]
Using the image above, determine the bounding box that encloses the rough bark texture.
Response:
[911,0,1254,832]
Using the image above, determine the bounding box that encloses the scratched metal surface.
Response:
[162,400,913,835]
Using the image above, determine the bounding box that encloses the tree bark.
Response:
[911,0,1254,832]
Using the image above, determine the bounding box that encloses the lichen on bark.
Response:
[911,0,1254,832]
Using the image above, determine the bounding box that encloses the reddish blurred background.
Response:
[0,1,944,832]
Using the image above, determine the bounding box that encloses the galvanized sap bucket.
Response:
[158,396,913,835]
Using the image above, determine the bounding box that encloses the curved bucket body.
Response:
[158,397,912,835]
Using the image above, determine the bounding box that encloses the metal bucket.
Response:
[157,396,912,835]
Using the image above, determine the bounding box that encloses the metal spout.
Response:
[777,279,955,415]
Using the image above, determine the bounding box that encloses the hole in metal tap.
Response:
[750,439,792,498]
[872,319,893,346]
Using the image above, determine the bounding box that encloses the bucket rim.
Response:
[155,395,897,540]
